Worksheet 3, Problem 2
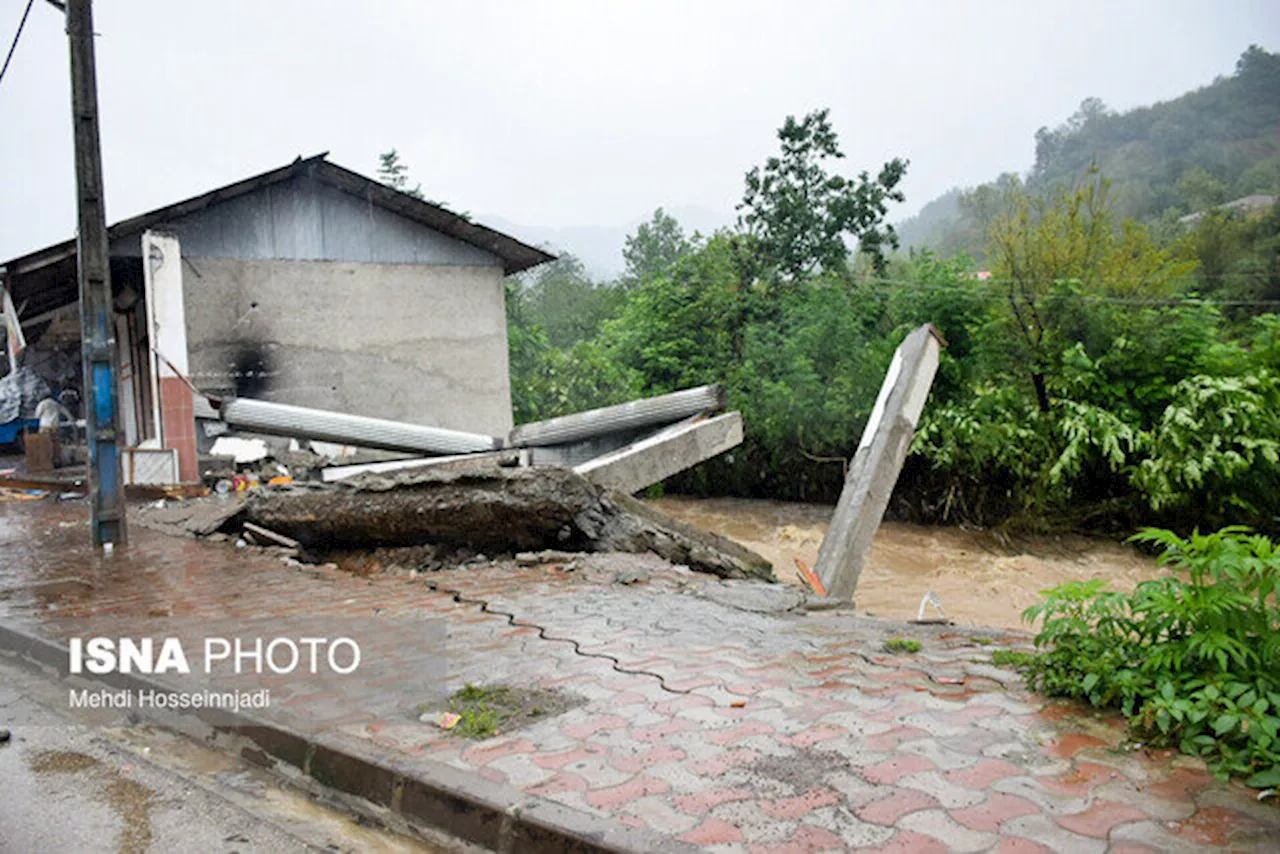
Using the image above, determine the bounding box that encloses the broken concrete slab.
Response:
[599,491,775,582]
[574,411,744,494]
[236,466,775,581]
[135,495,246,537]
[696,579,807,614]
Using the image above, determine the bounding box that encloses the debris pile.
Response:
[237,466,775,580]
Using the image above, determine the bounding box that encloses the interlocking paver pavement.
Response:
[2,498,1278,851]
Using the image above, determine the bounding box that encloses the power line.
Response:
[0,0,35,89]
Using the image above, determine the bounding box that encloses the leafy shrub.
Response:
[1019,526,1280,787]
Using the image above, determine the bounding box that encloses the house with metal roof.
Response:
[2,154,553,481]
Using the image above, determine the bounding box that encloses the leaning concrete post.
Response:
[814,324,945,601]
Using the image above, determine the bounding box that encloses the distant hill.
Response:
[897,45,1280,258]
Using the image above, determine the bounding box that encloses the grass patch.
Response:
[883,638,922,654]
[431,683,580,740]
[969,636,994,646]
[990,649,1038,669]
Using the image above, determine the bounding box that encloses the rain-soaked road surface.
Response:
[0,654,443,853]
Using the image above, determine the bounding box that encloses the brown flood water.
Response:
[648,496,1164,631]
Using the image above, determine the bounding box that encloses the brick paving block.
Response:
[460,738,536,766]
[896,770,988,808]
[1089,779,1196,821]
[998,813,1108,854]
[691,747,761,778]
[525,770,589,796]
[895,808,1000,853]
[610,743,688,773]
[674,787,756,816]
[747,822,847,853]
[896,736,982,771]
[948,791,1040,832]
[1166,805,1273,848]
[990,775,1091,815]
[1042,760,1126,796]
[585,774,671,810]
[784,723,847,748]
[898,713,975,738]
[825,771,892,809]
[859,754,938,785]
[1194,785,1280,830]
[1109,820,1224,853]
[980,741,1073,776]
[630,716,706,744]
[618,794,700,834]
[992,836,1053,853]
[485,753,556,789]
[854,788,939,826]
[944,756,1023,789]
[532,743,609,770]
[1052,798,1149,838]
[867,828,951,853]
[759,787,842,821]
[681,816,747,846]
[1044,731,1109,759]
[865,725,932,751]
[561,714,630,739]
[708,719,778,746]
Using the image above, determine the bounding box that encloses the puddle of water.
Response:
[649,496,1162,630]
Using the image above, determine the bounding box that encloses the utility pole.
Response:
[61,0,126,547]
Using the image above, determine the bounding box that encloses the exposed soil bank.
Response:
[649,495,1163,630]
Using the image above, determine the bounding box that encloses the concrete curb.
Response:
[0,619,694,853]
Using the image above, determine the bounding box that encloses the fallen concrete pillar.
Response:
[216,397,501,457]
[508,385,725,448]
[813,324,945,601]
[574,412,743,494]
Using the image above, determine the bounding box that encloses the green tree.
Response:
[377,149,424,200]
[621,208,691,287]
[985,168,1189,411]
[738,109,908,279]
[1176,167,1230,213]
[518,253,625,349]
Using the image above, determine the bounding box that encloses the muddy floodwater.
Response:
[648,496,1163,630]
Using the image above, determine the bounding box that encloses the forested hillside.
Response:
[899,46,1280,258]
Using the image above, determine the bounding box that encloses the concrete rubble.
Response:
[224,466,775,581]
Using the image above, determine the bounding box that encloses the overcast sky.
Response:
[1,0,1277,261]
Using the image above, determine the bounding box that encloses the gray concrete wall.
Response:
[182,258,513,435]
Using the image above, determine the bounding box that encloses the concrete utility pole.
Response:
[62,0,126,547]
[813,324,944,601]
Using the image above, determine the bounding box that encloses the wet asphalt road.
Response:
[0,656,444,854]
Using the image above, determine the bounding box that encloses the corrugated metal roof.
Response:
[3,154,556,278]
